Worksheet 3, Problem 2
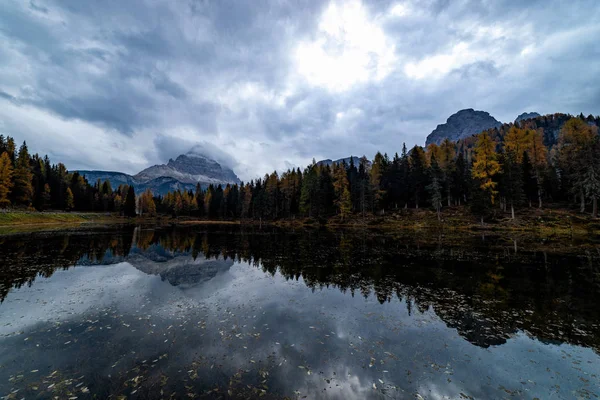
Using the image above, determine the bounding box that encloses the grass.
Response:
[0,211,124,234]
[1,206,598,237]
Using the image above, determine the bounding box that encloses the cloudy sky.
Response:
[1,0,599,180]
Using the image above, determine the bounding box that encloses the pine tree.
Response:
[526,129,547,208]
[300,164,318,217]
[558,118,599,213]
[472,132,500,205]
[370,152,387,214]
[471,132,500,223]
[499,149,523,219]
[0,152,14,207]
[409,146,428,209]
[439,138,456,206]
[42,183,51,210]
[400,143,411,208]
[65,187,74,211]
[451,152,469,205]
[427,155,443,220]
[333,163,352,220]
[124,186,137,217]
[583,163,600,218]
[12,142,34,207]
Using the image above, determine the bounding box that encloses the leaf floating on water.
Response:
[372,383,377,390]
[379,379,384,384]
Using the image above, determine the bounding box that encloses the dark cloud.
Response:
[0,0,598,180]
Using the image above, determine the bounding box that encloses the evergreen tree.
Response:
[333,162,352,220]
[370,152,387,214]
[300,163,318,217]
[558,118,599,213]
[451,152,469,205]
[471,132,500,223]
[42,183,51,210]
[65,187,74,211]
[472,132,500,205]
[12,142,34,207]
[409,146,428,209]
[0,152,14,207]
[124,186,137,217]
[499,149,523,219]
[439,138,456,206]
[427,155,443,220]
[400,144,411,208]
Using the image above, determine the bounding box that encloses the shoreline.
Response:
[1,207,598,236]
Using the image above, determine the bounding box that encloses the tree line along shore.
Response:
[1,114,600,230]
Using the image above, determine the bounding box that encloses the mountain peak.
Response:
[515,112,541,124]
[136,152,240,186]
[425,109,502,145]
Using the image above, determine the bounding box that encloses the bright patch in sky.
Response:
[404,42,477,80]
[295,0,396,91]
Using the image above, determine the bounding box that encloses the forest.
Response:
[0,112,599,222]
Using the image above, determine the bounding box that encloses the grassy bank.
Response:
[0,211,125,234]
[266,206,600,236]
[1,206,598,236]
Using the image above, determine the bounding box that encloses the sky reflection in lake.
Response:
[0,226,599,399]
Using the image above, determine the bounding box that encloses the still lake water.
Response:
[0,226,599,399]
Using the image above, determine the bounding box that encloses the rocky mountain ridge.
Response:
[78,150,240,196]
[425,109,502,145]
[515,112,541,123]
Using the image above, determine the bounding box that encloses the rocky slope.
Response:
[515,112,541,123]
[135,153,239,185]
[425,109,502,145]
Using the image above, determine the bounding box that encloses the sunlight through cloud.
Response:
[295,0,396,92]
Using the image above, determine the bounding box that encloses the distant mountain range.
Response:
[78,150,240,196]
[425,109,545,145]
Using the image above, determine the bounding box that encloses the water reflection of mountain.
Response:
[127,245,233,287]
[1,226,598,353]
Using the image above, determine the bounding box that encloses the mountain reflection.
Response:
[1,225,599,353]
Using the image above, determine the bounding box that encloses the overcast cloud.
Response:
[0,0,598,180]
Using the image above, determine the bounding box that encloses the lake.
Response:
[0,226,599,399]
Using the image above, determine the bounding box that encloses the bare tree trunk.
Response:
[538,187,543,209]
[511,201,515,220]
[580,189,586,213]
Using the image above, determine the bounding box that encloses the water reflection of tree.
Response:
[1,226,599,353]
